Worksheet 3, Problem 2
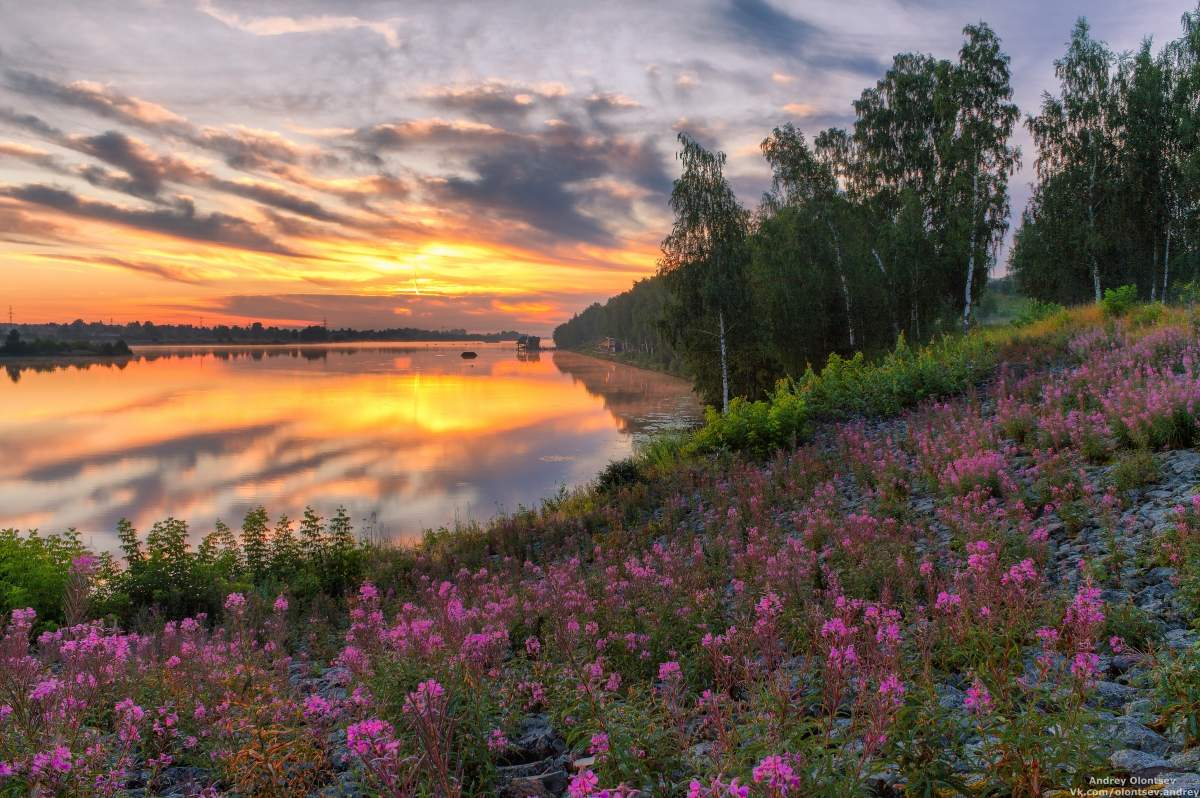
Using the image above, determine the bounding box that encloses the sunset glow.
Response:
[0,1,1186,332]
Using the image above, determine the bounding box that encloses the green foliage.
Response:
[689,385,808,458]
[1101,284,1138,317]
[1103,602,1163,651]
[1014,298,1066,326]
[90,506,369,623]
[552,278,681,374]
[1111,448,1160,493]
[1155,643,1200,747]
[0,528,85,627]
[596,458,644,493]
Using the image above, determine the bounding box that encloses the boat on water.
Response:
[460,351,478,359]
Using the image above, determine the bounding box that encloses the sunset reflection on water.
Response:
[0,343,700,549]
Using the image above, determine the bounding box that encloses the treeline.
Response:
[4,319,527,346]
[1,329,131,357]
[659,23,1018,406]
[552,277,681,371]
[1013,12,1200,303]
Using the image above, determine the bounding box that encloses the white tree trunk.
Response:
[1164,227,1172,301]
[1088,163,1101,302]
[718,309,729,415]
[962,171,978,335]
[825,219,855,349]
[872,248,900,340]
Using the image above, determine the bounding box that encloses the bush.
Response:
[1111,448,1160,493]
[1129,302,1164,328]
[688,384,808,458]
[596,457,643,492]
[0,529,85,627]
[1014,298,1065,326]
[1101,285,1138,317]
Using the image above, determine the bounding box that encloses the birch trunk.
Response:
[962,171,978,335]
[718,309,729,415]
[1163,227,1172,301]
[825,219,855,349]
[1088,162,1101,302]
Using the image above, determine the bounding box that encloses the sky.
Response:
[0,0,1192,334]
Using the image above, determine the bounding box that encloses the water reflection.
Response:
[0,343,700,548]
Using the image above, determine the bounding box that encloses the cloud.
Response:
[419,80,557,123]
[0,106,63,139]
[1,183,295,254]
[585,92,641,113]
[4,69,190,134]
[68,130,205,198]
[197,0,403,48]
[427,122,670,247]
[51,254,209,285]
[0,141,62,170]
[194,290,600,331]
[720,0,886,75]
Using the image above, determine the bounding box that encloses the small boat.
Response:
[460,351,478,359]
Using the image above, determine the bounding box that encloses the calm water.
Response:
[0,343,700,549]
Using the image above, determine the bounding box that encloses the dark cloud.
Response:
[69,130,204,198]
[0,106,63,139]
[1,183,295,254]
[196,290,598,332]
[4,69,192,135]
[53,253,209,285]
[724,0,822,53]
[0,199,64,241]
[722,0,886,75]
[432,126,669,245]
[209,177,347,222]
[419,81,545,124]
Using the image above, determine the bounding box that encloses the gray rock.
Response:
[936,683,965,710]
[1167,747,1200,770]
[1108,717,1172,756]
[513,714,565,760]
[1092,680,1138,710]
[1109,748,1168,775]
[1159,772,1200,797]
[1125,698,1157,723]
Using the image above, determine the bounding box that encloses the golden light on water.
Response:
[0,344,699,547]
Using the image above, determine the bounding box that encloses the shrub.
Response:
[1111,449,1160,493]
[596,457,643,492]
[0,529,86,628]
[1130,302,1164,328]
[1014,298,1065,327]
[689,385,808,458]
[1101,285,1138,317]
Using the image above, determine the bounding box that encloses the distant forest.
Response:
[555,9,1200,408]
[1,319,527,347]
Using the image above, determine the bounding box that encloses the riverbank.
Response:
[558,343,687,380]
[5,305,1200,795]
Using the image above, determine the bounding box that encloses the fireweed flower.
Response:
[487,728,509,752]
[964,679,992,714]
[223,593,246,613]
[346,718,399,757]
[273,595,289,614]
[752,754,800,792]
[658,661,682,683]
[568,769,600,797]
[589,732,610,756]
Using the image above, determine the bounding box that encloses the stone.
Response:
[1091,680,1138,710]
[1107,717,1172,756]
[1167,747,1200,770]
[513,714,565,760]
[1159,772,1200,797]
[936,683,965,710]
[1109,748,1168,775]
